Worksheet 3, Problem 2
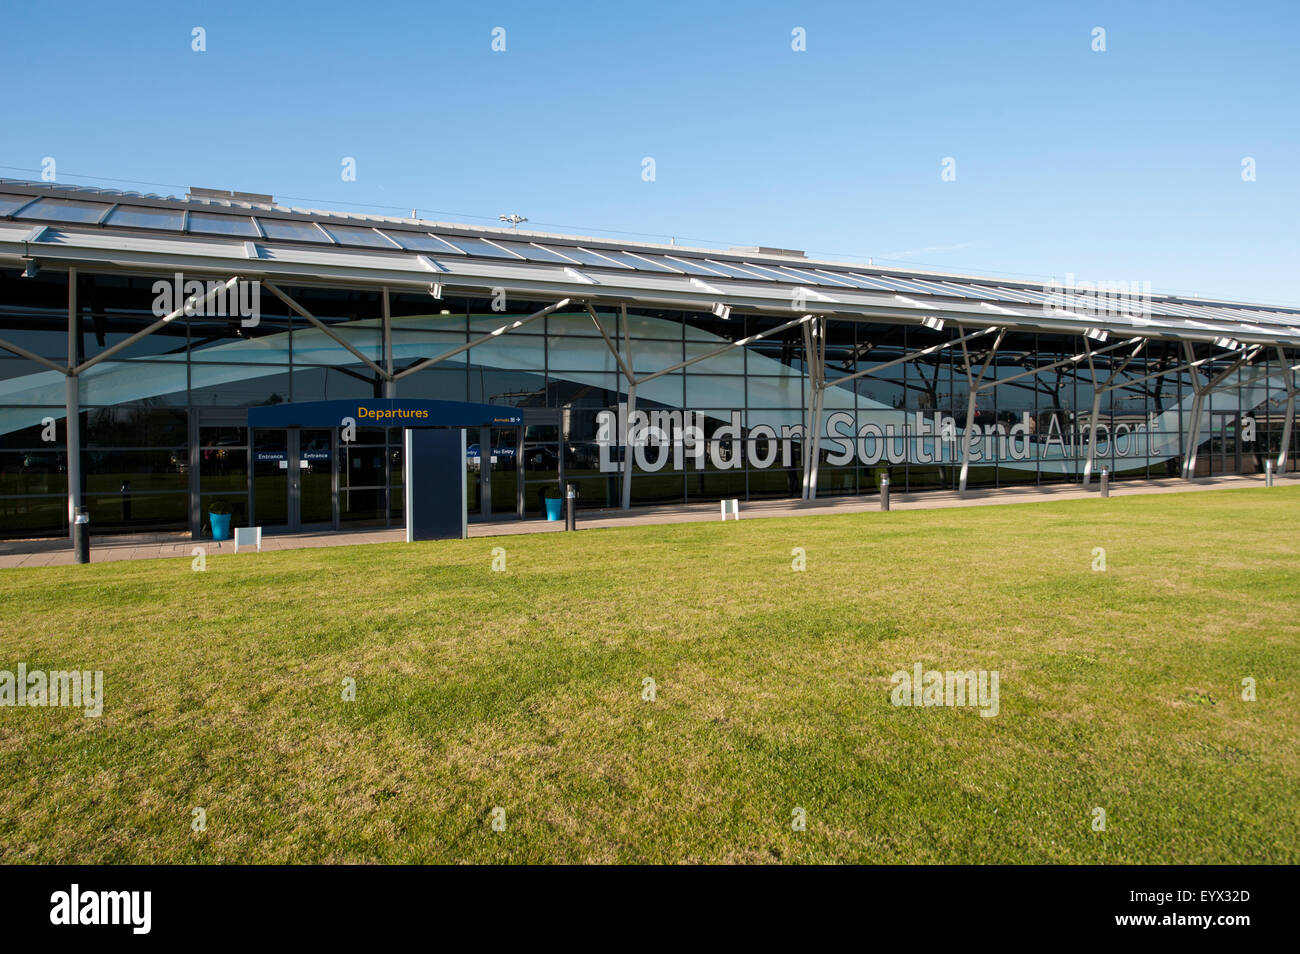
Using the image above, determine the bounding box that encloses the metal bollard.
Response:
[880,476,890,511]
[1266,460,1274,487]
[73,506,90,564]
[565,483,576,531]
[1100,468,1110,498]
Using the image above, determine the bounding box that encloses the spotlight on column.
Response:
[920,315,944,331]
[429,282,443,300]
[712,303,731,320]
[21,260,38,279]
[1085,327,1108,342]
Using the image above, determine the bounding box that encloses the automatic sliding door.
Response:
[522,423,561,516]
[297,428,335,527]
[1208,414,1240,476]
[339,429,390,528]
[252,429,290,528]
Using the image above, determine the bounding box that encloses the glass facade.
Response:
[1,268,1296,538]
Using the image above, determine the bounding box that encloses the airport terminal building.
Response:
[2,177,1298,539]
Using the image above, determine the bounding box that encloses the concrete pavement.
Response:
[1,473,1292,569]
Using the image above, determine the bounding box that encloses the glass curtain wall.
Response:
[0,268,1295,537]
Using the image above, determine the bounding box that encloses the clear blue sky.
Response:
[3,0,1297,304]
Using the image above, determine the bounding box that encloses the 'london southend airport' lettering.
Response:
[596,406,1159,473]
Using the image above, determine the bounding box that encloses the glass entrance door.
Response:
[468,425,522,521]
[296,428,334,527]
[253,427,337,530]
[1209,413,1241,476]
[252,429,290,528]
[522,422,561,517]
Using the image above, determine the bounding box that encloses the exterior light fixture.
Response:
[920,316,944,331]
[712,303,732,320]
[1215,337,1241,350]
[1085,327,1109,342]
[429,283,443,300]
[21,261,38,279]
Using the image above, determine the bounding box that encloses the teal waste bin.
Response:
[210,512,232,540]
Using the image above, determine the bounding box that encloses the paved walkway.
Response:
[2,473,1292,568]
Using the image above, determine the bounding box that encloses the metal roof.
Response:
[2,177,1299,347]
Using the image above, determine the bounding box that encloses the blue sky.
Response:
[2,0,1297,304]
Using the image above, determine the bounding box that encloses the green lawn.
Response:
[1,487,1297,864]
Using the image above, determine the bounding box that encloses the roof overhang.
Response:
[4,219,1300,348]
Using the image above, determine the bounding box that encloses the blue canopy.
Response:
[247,399,522,428]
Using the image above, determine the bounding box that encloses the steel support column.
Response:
[1275,347,1297,472]
[1180,343,1206,479]
[1082,337,1147,488]
[958,328,1005,494]
[809,318,827,499]
[1180,342,1257,479]
[382,286,394,398]
[801,317,827,500]
[65,268,80,538]
[620,304,635,511]
[583,303,639,510]
[800,320,814,499]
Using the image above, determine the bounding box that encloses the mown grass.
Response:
[1,487,1297,864]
